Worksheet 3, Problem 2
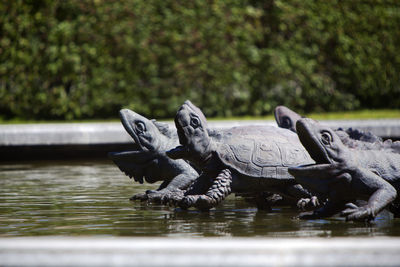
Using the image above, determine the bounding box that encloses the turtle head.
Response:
[296,118,345,164]
[108,109,171,184]
[288,118,349,194]
[167,100,211,166]
[274,105,302,133]
[119,108,168,152]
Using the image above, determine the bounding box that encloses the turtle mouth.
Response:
[166,121,191,159]
[290,163,332,174]
[289,163,332,194]
[108,150,155,184]
[111,109,160,184]
[166,145,189,159]
[289,120,333,193]
[296,119,331,165]
[176,124,189,146]
[119,109,144,151]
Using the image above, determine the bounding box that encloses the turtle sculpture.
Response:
[289,118,400,221]
[108,109,198,202]
[275,105,400,210]
[166,100,315,211]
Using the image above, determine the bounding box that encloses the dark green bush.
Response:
[1,0,399,120]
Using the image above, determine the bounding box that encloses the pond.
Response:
[1,159,400,238]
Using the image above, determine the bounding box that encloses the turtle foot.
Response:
[162,190,185,207]
[297,196,320,211]
[129,192,149,201]
[175,169,232,211]
[130,190,175,203]
[145,189,183,204]
[145,192,167,203]
[341,203,375,222]
[180,195,212,211]
[299,200,344,219]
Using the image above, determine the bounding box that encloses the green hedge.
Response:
[1,0,399,120]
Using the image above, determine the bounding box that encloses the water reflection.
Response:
[1,160,400,237]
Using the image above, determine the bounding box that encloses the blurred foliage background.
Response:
[1,0,399,120]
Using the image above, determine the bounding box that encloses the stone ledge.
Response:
[1,237,399,267]
[0,119,399,147]
[0,122,132,146]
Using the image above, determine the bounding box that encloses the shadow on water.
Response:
[1,160,400,237]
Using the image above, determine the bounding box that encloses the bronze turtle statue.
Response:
[166,100,315,211]
[275,105,400,210]
[108,109,198,202]
[289,118,400,221]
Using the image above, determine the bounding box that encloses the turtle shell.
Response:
[214,126,314,179]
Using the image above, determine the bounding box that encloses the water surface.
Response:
[1,160,400,237]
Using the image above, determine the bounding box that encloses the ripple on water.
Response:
[1,159,400,237]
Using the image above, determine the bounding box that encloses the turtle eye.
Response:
[281,116,292,129]
[321,131,332,145]
[136,121,146,133]
[190,116,200,128]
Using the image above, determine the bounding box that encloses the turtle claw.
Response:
[297,196,320,211]
[160,190,181,204]
[130,189,186,204]
[341,203,374,221]
[146,192,165,203]
[179,195,212,211]
[342,202,359,211]
[311,196,320,207]
[146,189,183,204]
[162,190,185,207]
[129,192,149,201]
[194,195,213,211]
[297,198,309,210]
[179,195,198,209]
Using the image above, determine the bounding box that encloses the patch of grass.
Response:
[1,109,399,124]
[0,117,121,124]
[210,109,400,121]
[208,115,275,121]
[306,109,400,120]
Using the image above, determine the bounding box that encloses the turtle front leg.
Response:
[179,169,232,211]
[129,179,170,201]
[147,170,198,203]
[129,180,171,202]
[163,173,213,207]
[341,167,397,221]
[281,183,321,210]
